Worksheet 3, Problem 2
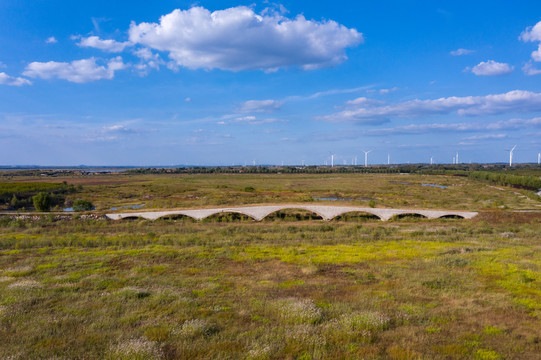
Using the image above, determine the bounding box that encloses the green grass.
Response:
[0,172,540,359]
[2,171,540,211]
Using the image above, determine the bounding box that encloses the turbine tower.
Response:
[430,156,433,165]
[387,153,390,165]
[507,145,517,166]
[456,152,459,164]
[331,154,334,168]
[538,152,540,165]
[362,150,372,167]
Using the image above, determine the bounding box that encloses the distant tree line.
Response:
[124,163,541,175]
[468,171,541,190]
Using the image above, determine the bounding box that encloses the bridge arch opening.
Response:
[120,215,146,221]
[262,208,324,222]
[438,214,465,220]
[390,213,428,221]
[156,214,197,222]
[331,211,382,222]
[201,211,256,223]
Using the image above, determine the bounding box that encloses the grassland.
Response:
[4,171,540,211]
[0,171,540,359]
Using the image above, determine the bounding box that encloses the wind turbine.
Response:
[538,152,540,165]
[456,152,459,164]
[362,150,372,167]
[507,145,517,166]
[387,153,390,165]
[430,156,433,165]
[331,154,334,168]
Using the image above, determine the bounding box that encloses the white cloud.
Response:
[367,117,541,136]
[234,116,257,122]
[76,36,131,52]
[132,47,163,75]
[239,99,283,113]
[520,21,541,42]
[379,87,398,95]
[462,134,507,140]
[102,124,138,134]
[0,72,32,86]
[127,6,362,71]
[345,97,383,106]
[284,86,371,102]
[234,116,281,125]
[522,61,541,76]
[46,36,58,44]
[470,60,513,76]
[321,90,541,123]
[532,45,541,62]
[218,115,284,125]
[23,57,127,83]
[520,21,541,63]
[450,48,474,56]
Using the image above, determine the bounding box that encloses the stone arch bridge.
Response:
[106,204,477,222]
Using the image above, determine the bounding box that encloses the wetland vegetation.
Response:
[0,169,540,359]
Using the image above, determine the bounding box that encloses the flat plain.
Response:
[0,170,540,359]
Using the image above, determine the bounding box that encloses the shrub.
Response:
[32,192,51,212]
[73,199,94,211]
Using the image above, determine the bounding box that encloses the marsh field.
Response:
[0,170,540,359]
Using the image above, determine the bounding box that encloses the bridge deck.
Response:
[106,204,478,222]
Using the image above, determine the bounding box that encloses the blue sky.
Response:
[1,0,541,166]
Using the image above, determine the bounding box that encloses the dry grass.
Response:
[0,172,540,359]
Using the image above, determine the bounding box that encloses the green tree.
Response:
[10,194,19,208]
[32,192,51,212]
[73,199,94,211]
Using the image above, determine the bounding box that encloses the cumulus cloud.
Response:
[520,21,541,63]
[132,48,163,75]
[239,99,284,113]
[46,36,57,44]
[0,72,32,86]
[520,21,541,42]
[23,57,127,83]
[450,48,474,56]
[127,6,362,71]
[76,36,131,52]
[470,60,513,76]
[321,90,541,123]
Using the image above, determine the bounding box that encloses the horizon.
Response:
[1,162,540,169]
[2,1,541,165]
